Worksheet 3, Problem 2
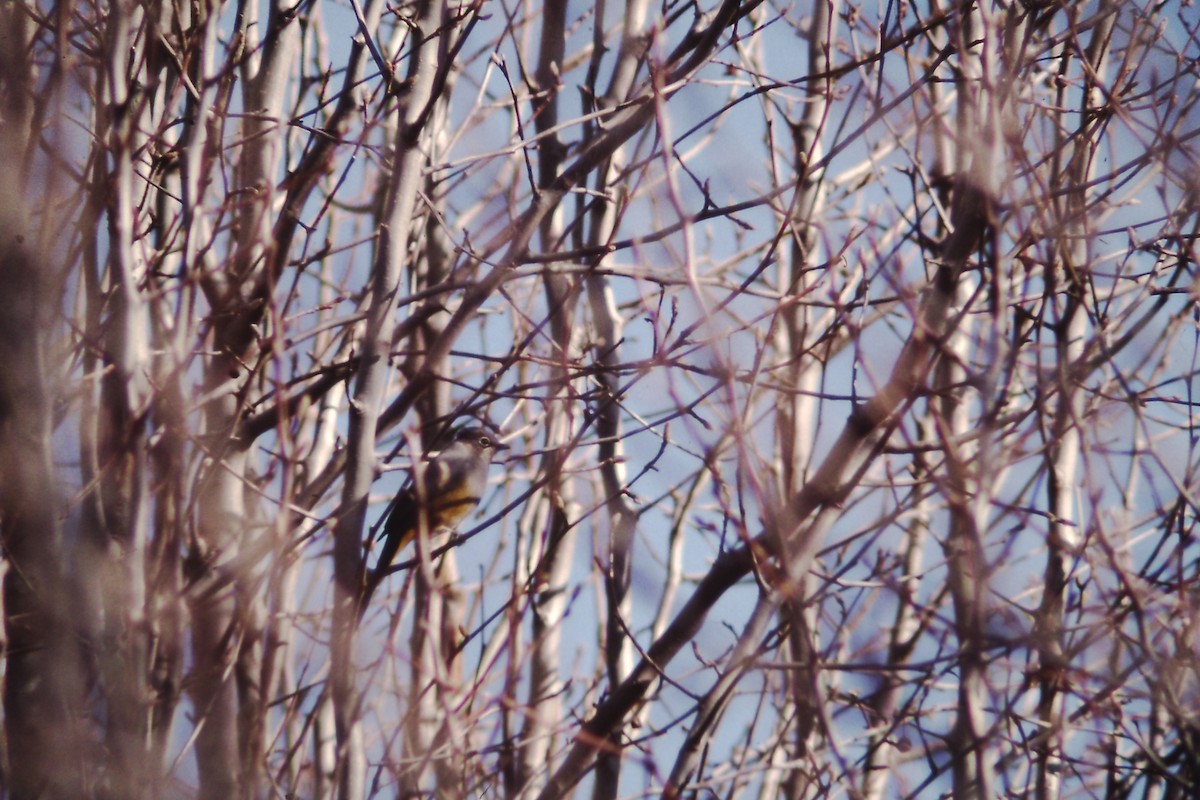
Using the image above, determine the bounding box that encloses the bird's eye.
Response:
[478,436,491,448]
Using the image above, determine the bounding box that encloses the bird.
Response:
[359,425,508,615]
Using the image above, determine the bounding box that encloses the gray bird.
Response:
[360,426,507,613]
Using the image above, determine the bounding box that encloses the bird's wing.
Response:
[358,485,420,617]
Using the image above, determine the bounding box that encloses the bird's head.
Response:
[448,425,509,460]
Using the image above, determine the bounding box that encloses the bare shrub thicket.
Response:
[0,0,1197,798]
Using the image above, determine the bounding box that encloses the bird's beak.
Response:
[494,440,511,452]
